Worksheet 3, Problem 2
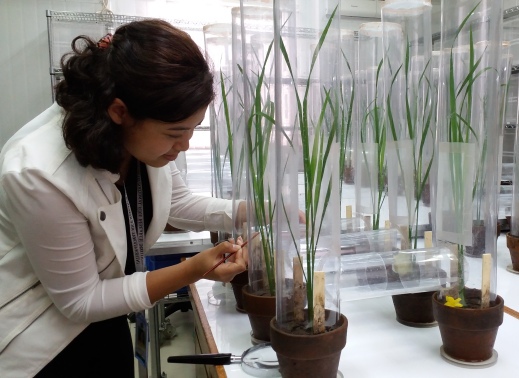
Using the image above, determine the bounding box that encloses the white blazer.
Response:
[0,104,234,377]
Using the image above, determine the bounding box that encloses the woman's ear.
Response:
[107,98,129,125]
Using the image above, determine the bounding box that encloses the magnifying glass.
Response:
[167,342,280,377]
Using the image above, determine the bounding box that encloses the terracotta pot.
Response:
[270,311,348,378]
[242,284,276,343]
[392,291,437,327]
[229,270,249,313]
[432,290,504,363]
[506,232,519,272]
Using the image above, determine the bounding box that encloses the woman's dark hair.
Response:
[55,19,214,173]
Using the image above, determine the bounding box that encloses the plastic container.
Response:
[302,246,457,302]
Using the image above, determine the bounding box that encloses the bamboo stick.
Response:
[424,231,434,269]
[364,215,372,231]
[313,271,326,334]
[293,257,305,322]
[399,225,409,250]
[424,231,433,248]
[346,205,353,231]
[481,253,492,308]
[385,220,392,251]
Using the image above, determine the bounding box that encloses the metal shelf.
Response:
[46,10,146,25]
[46,10,207,101]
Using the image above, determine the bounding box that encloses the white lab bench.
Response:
[187,234,519,378]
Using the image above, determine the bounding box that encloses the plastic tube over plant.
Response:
[435,0,503,305]
[274,0,343,334]
[382,0,434,249]
[235,3,278,295]
[308,246,457,301]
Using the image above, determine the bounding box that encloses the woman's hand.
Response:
[146,241,246,303]
[198,241,247,282]
[233,235,249,266]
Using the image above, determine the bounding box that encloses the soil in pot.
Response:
[343,165,354,184]
[242,284,276,344]
[270,310,347,378]
[421,182,431,207]
[465,222,502,257]
[506,232,519,272]
[465,223,486,257]
[432,288,504,365]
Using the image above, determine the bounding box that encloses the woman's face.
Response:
[121,106,207,168]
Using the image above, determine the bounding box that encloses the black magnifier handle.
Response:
[167,353,239,365]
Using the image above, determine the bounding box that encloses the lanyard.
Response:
[123,163,145,272]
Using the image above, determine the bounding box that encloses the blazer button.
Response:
[100,211,106,221]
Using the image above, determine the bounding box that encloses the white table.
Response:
[189,234,519,377]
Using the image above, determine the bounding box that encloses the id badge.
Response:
[134,311,149,370]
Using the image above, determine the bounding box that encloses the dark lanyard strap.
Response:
[123,163,145,272]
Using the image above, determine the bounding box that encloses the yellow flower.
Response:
[444,296,463,308]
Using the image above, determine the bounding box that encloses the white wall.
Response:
[2,0,519,149]
[0,0,238,149]
[1,0,99,148]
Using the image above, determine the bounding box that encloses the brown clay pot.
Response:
[229,270,249,313]
[270,311,348,378]
[242,285,276,343]
[432,290,504,363]
[506,232,519,272]
[392,291,437,327]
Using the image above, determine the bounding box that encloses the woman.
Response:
[0,19,246,377]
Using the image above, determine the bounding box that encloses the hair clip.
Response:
[97,33,113,50]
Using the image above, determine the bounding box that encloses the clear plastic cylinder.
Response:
[435,0,503,304]
[340,228,401,254]
[512,63,519,237]
[355,22,394,231]
[497,42,512,222]
[274,0,342,333]
[236,2,277,295]
[231,7,248,240]
[339,247,457,301]
[299,245,457,302]
[203,23,234,201]
[382,0,434,249]
[339,29,356,214]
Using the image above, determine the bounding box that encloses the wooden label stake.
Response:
[346,205,352,219]
[293,257,305,322]
[481,253,492,309]
[364,216,372,231]
[384,220,392,251]
[346,205,353,231]
[424,231,433,268]
[399,225,410,250]
[313,271,326,334]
